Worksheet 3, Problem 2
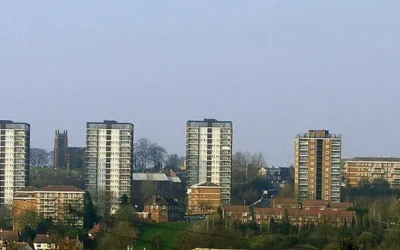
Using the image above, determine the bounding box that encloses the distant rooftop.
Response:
[346,157,400,162]
[133,173,181,182]
[296,130,341,139]
[15,185,84,194]
[0,120,30,128]
[191,182,221,188]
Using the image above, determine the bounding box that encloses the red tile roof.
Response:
[330,202,353,209]
[253,208,284,215]
[302,200,327,207]
[17,186,39,192]
[0,230,19,241]
[33,234,59,244]
[223,205,250,213]
[273,198,298,205]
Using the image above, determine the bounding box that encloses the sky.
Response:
[1,0,400,166]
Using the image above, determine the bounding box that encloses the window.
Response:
[311,150,314,154]
[310,179,314,183]
[325,174,329,177]
[325,156,330,160]
[325,191,329,194]
[326,145,330,148]
[310,191,314,194]
[325,151,329,154]
[310,185,314,188]
[325,179,329,183]
[311,162,315,165]
[325,197,329,201]
[325,162,329,166]
[310,168,314,171]
[311,145,315,148]
[311,156,315,160]
[325,168,329,171]
[325,185,328,188]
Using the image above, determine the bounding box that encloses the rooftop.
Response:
[39,185,84,193]
[330,202,354,209]
[33,234,59,244]
[0,230,19,242]
[296,130,341,139]
[273,198,298,205]
[346,157,400,162]
[17,186,39,192]
[191,182,221,188]
[15,185,84,195]
[222,205,250,213]
[302,200,328,207]
[133,173,181,182]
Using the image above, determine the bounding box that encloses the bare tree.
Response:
[164,154,183,171]
[149,143,167,172]
[232,151,267,185]
[134,138,152,170]
[30,148,50,167]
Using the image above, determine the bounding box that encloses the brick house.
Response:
[222,205,252,223]
[144,195,181,223]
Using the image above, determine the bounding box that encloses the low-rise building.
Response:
[144,195,182,223]
[345,157,400,188]
[222,206,252,223]
[13,185,84,230]
[187,182,221,215]
[272,198,299,209]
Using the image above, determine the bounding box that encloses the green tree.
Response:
[0,205,12,229]
[356,232,375,250]
[18,211,38,230]
[151,235,164,250]
[120,193,129,206]
[340,237,359,250]
[83,192,98,229]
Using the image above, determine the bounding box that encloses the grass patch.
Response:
[135,221,190,249]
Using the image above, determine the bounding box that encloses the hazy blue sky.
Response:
[1,1,399,166]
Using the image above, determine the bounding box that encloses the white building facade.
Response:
[86,120,134,211]
[186,119,232,204]
[0,120,30,205]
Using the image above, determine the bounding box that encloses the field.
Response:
[135,221,191,249]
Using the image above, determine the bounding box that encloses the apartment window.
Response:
[311,139,315,142]
[310,191,314,194]
[311,150,314,154]
[325,197,329,201]
[311,162,315,165]
[325,162,329,166]
[310,168,314,171]
[311,156,314,160]
[325,151,329,154]
[326,145,330,148]
[310,185,314,188]
[325,168,329,171]
[325,185,328,188]
[310,179,314,183]
[311,145,315,148]
[325,156,330,160]
[325,179,329,183]
[325,174,329,177]
[325,191,329,194]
